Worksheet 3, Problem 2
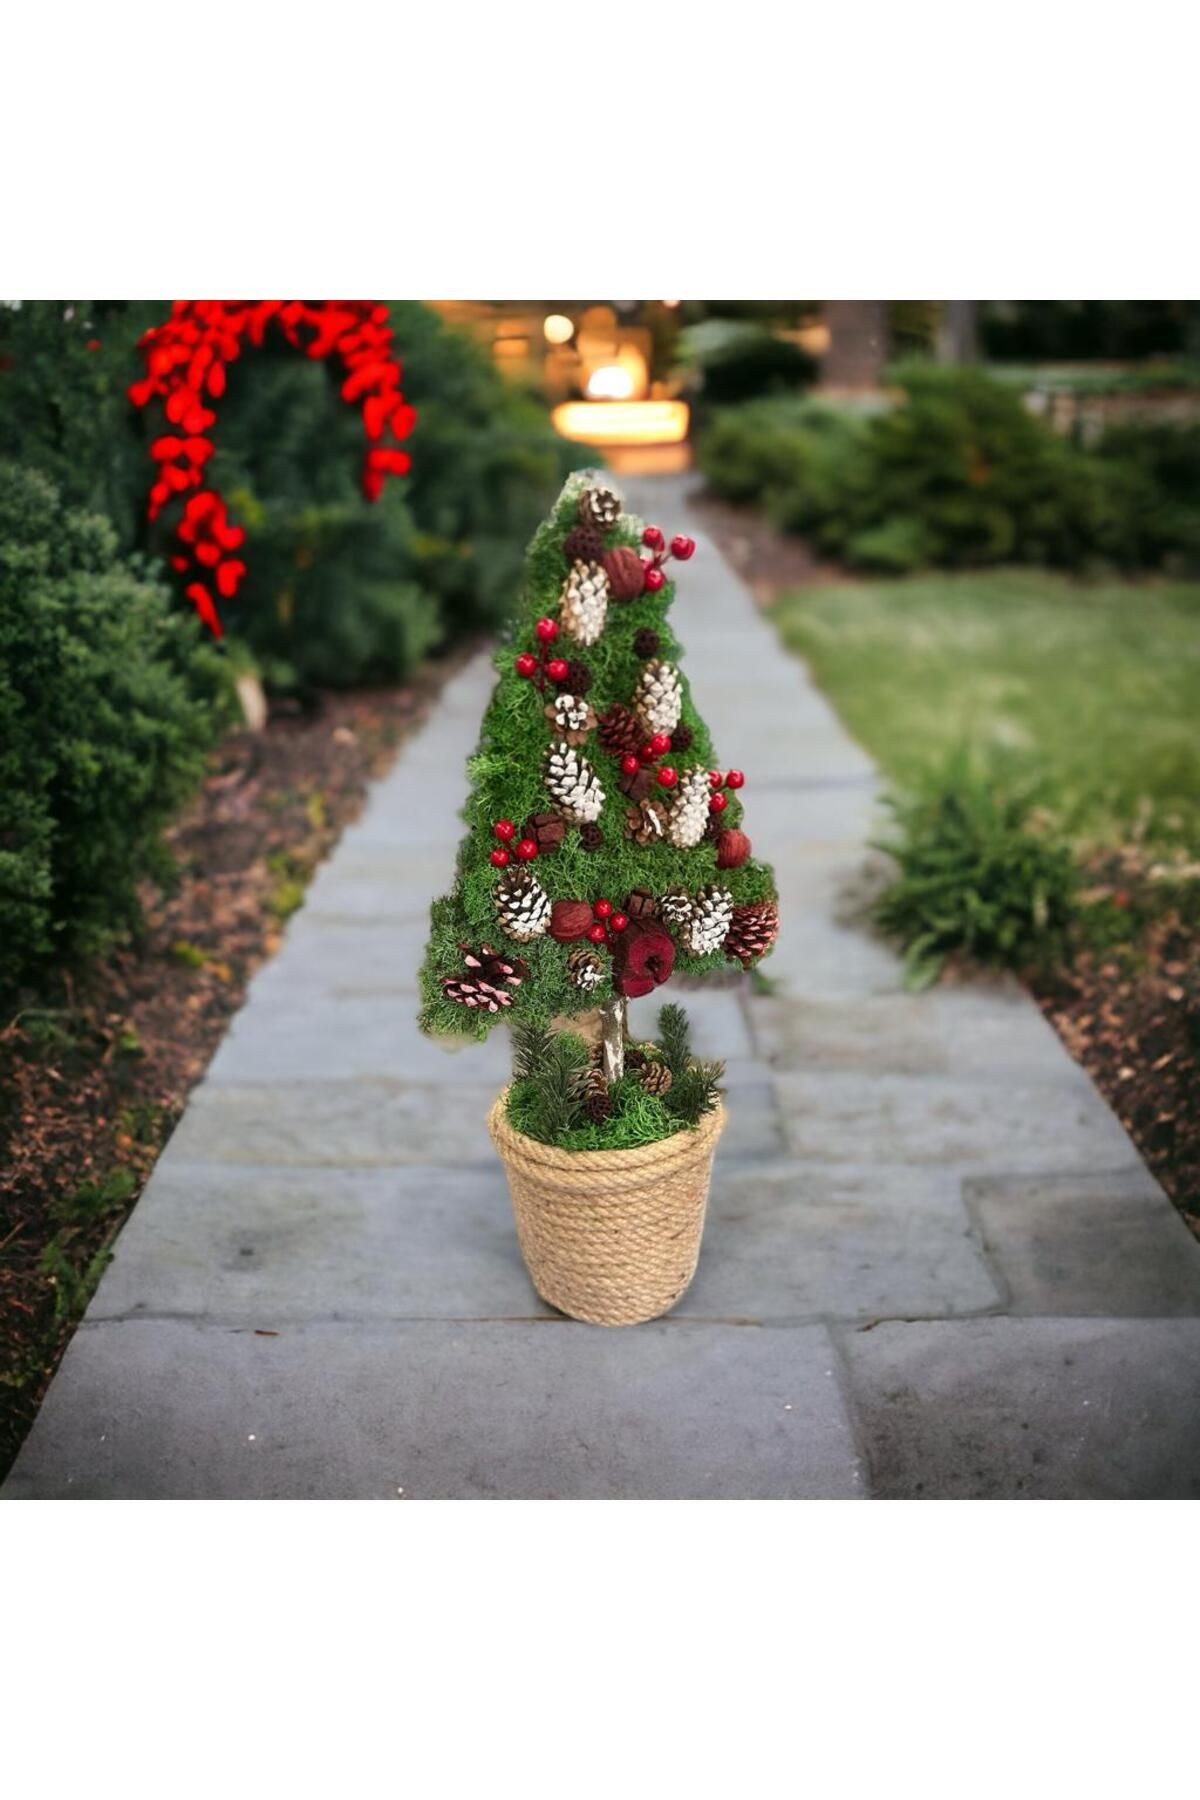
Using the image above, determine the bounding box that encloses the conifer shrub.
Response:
[0,463,228,991]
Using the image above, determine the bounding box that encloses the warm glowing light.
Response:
[586,363,636,400]
[662,300,681,309]
[543,313,574,345]
[552,400,690,447]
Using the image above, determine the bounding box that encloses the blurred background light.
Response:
[543,313,574,345]
[551,399,690,446]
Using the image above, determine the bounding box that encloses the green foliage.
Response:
[418,476,778,1040]
[655,1003,691,1077]
[980,300,1199,362]
[698,366,1200,574]
[685,323,816,411]
[872,752,1080,988]
[506,1028,591,1143]
[0,463,228,993]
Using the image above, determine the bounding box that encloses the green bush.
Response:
[692,325,816,409]
[872,752,1079,989]
[0,463,228,992]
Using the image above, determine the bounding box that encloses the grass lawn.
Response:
[771,569,1200,855]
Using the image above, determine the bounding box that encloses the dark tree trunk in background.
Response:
[936,301,979,364]
[819,301,889,390]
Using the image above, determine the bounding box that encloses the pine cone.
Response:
[633,659,682,736]
[545,739,605,823]
[658,887,695,932]
[461,943,529,988]
[625,799,668,845]
[640,1059,673,1097]
[493,868,552,942]
[670,723,694,753]
[559,560,609,647]
[582,1066,613,1125]
[724,899,780,968]
[599,703,642,757]
[624,1045,647,1070]
[681,884,734,956]
[578,485,621,530]
[564,522,605,564]
[563,658,593,695]
[442,976,515,1012]
[666,767,711,849]
[633,627,660,659]
[568,946,605,992]
[544,692,597,745]
[522,811,566,853]
[579,822,603,852]
[624,888,658,919]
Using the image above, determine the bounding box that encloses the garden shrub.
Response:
[0,463,229,992]
[872,751,1079,989]
[693,325,816,409]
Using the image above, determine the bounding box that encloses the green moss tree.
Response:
[419,475,779,1081]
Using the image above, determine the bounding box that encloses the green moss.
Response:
[419,475,778,1040]
[507,1070,685,1152]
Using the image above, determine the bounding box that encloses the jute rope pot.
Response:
[487,1093,725,1326]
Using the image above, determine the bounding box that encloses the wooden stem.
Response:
[601,995,627,1084]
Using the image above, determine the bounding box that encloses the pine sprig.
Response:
[510,1016,556,1083]
[510,1029,591,1142]
[664,1060,725,1126]
[656,1003,692,1079]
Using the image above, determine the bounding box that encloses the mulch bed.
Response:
[0,649,470,1481]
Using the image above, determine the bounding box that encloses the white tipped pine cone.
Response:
[493,868,552,942]
[559,560,609,647]
[567,946,604,992]
[633,660,683,736]
[545,739,605,823]
[724,898,780,968]
[680,884,734,956]
[544,692,597,745]
[666,766,712,849]
[578,485,622,529]
[658,887,695,932]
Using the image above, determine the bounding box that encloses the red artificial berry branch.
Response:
[129,301,415,635]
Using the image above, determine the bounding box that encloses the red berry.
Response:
[709,792,728,813]
[708,769,725,789]
[642,525,665,551]
[515,652,537,677]
[515,838,539,861]
[594,898,613,919]
[649,731,671,755]
[535,616,559,643]
[657,765,678,788]
[725,769,745,789]
[670,534,696,561]
[620,753,640,775]
[639,743,657,764]
[610,912,628,933]
[643,567,666,594]
[494,819,516,841]
[546,657,569,682]
[489,847,510,867]
[587,922,608,944]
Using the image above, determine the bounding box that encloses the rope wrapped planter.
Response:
[488,1091,725,1325]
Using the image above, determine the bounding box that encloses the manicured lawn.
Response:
[772,569,1200,854]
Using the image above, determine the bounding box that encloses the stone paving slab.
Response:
[841,1317,1200,1498]
[966,1170,1200,1316]
[4,1318,865,1499]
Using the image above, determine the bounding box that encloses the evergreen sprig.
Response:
[656,1003,692,1079]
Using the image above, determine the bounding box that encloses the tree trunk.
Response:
[819,301,889,391]
[936,300,979,365]
[600,995,627,1084]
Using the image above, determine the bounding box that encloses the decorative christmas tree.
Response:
[420,472,778,1092]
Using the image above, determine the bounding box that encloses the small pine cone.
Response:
[564,658,592,695]
[624,888,658,919]
[670,723,693,753]
[568,946,605,992]
[564,522,605,564]
[560,560,609,647]
[624,1045,647,1069]
[460,943,529,988]
[442,976,515,1012]
[522,811,566,853]
[658,887,695,932]
[578,485,621,530]
[545,739,605,823]
[633,659,683,736]
[582,1067,614,1125]
[578,821,603,852]
[666,767,712,849]
[724,899,780,969]
[640,1059,673,1097]
[634,627,660,659]
[544,692,597,745]
[625,799,668,846]
[681,884,734,956]
[493,868,552,942]
[599,703,642,757]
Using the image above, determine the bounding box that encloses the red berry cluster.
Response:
[514,616,572,688]
[488,819,534,868]
[129,301,414,635]
[586,897,629,943]
[707,768,746,813]
[640,524,696,595]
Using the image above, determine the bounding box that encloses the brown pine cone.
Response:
[582,1067,613,1124]
[625,800,668,845]
[670,723,694,752]
[599,703,642,757]
[724,898,780,968]
[564,523,605,564]
[522,811,566,853]
[578,822,603,851]
[640,1059,673,1096]
[634,628,660,659]
[624,888,658,918]
[703,811,722,842]
[564,658,592,695]
[624,1046,647,1070]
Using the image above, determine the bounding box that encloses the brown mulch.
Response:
[0,648,471,1481]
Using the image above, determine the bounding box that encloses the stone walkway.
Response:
[7,475,1200,1499]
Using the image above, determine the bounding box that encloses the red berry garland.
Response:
[129,301,414,636]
